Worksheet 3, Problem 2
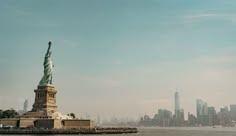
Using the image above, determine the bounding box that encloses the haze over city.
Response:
[0,0,236,121]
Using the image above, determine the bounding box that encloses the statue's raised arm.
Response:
[39,41,54,86]
[45,41,52,58]
[47,41,52,53]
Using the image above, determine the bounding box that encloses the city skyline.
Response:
[0,0,236,120]
[139,93,236,127]
[5,91,236,121]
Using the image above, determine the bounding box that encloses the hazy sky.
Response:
[0,0,236,120]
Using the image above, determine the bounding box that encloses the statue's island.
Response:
[0,42,137,134]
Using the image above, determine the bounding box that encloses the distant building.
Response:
[158,109,172,127]
[230,105,236,121]
[174,92,180,113]
[139,114,152,126]
[188,112,197,126]
[18,99,29,115]
[196,99,203,119]
[196,99,208,125]
[208,107,217,126]
[23,99,28,112]
[218,106,231,126]
[179,109,184,124]
[174,92,184,126]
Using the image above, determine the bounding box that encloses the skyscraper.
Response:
[18,99,29,115]
[24,99,28,112]
[196,99,203,118]
[196,99,208,125]
[174,91,184,126]
[174,92,180,113]
[230,104,236,121]
[208,107,217,126]
[158,109,172,127]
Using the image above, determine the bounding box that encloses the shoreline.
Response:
[0,127,138,135]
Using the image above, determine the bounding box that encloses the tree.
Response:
[68,113,76,119]
[1,108,18,118]
[0,109,3,118]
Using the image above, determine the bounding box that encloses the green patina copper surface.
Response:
[39,41,54,86]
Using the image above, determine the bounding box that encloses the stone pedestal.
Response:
[32,85,57,116]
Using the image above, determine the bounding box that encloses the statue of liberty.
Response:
[39,41,53,86]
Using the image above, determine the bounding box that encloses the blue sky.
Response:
[0,0,236,120]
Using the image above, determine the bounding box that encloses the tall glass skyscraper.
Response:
[174,91,184,126]
[196,99,208,125]
[175,92,180,112]
[23,99,28,112]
